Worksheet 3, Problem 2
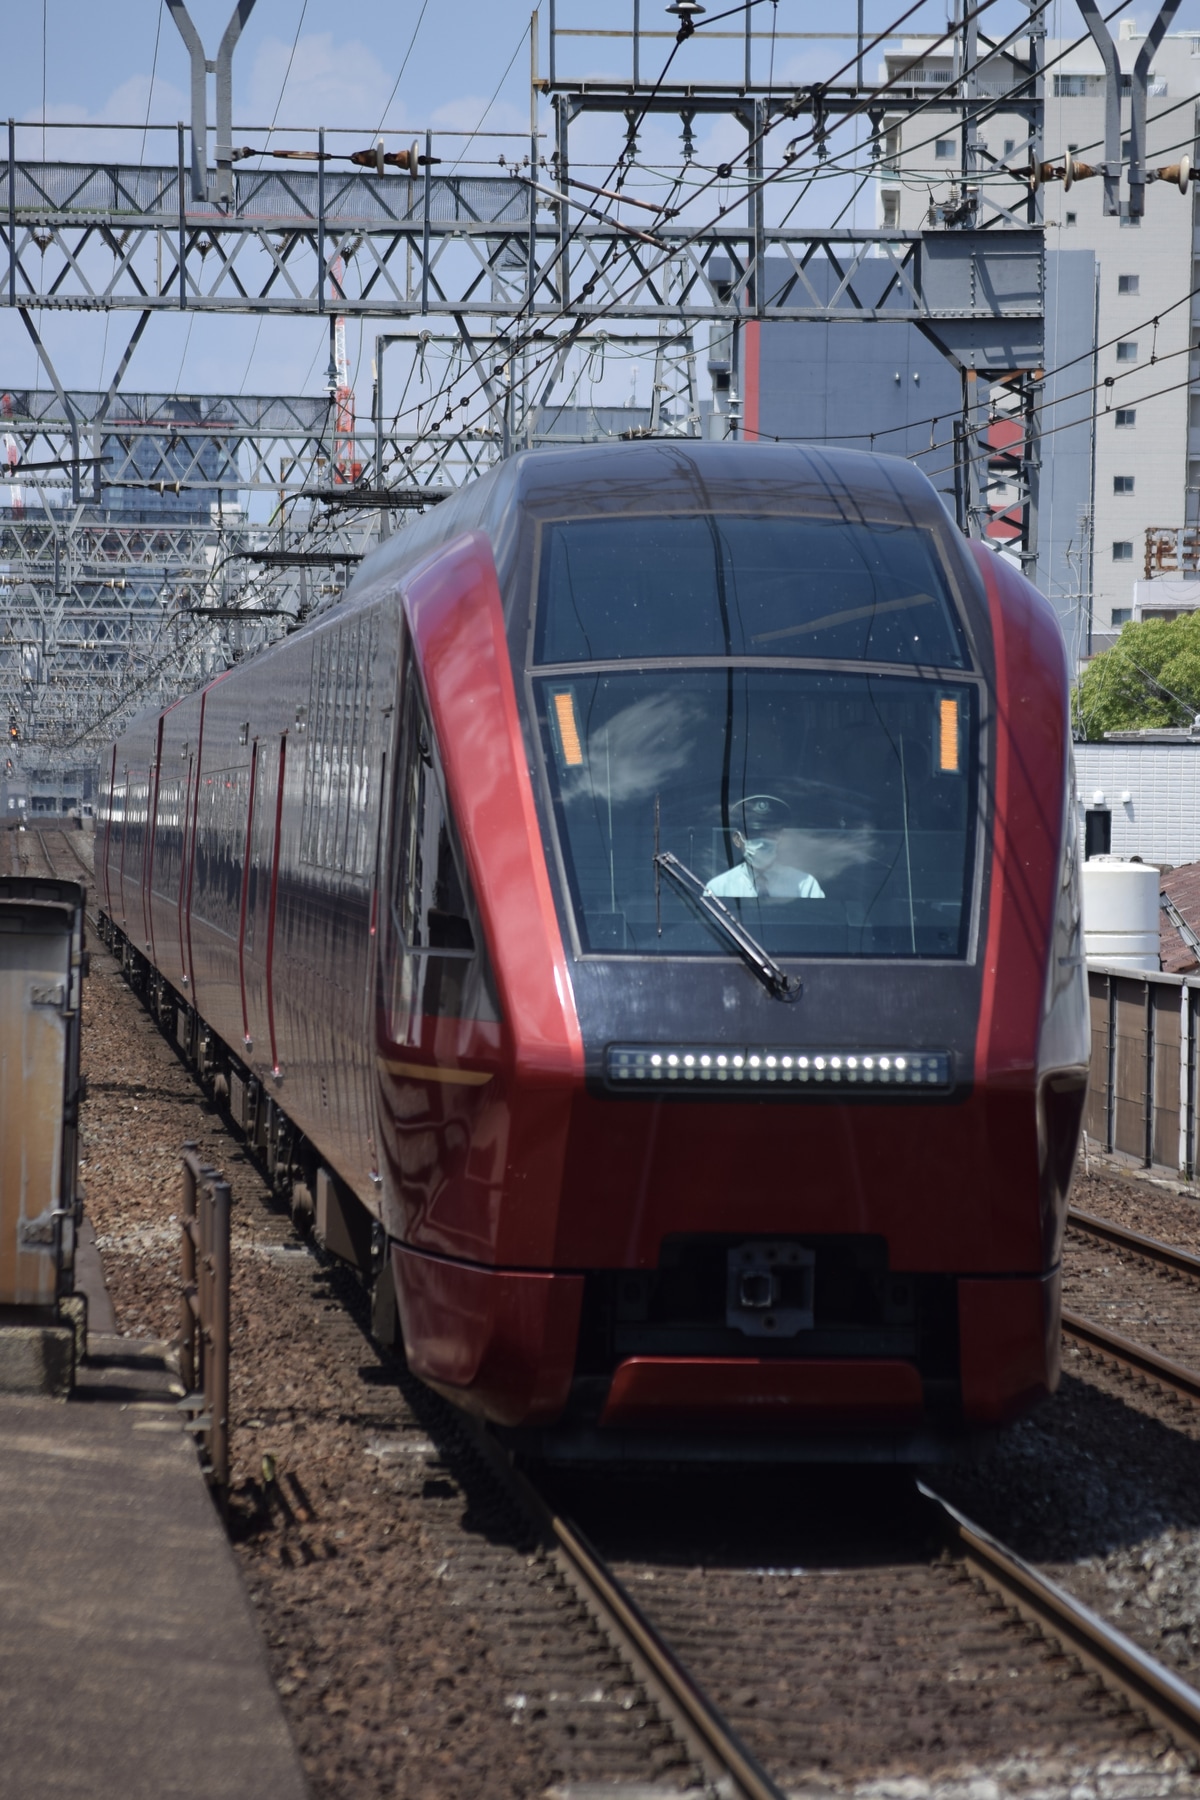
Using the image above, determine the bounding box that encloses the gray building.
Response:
[739,251,1096,664]
[1076,738,1200,866]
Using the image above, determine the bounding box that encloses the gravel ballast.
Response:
[72,881,1200,1796]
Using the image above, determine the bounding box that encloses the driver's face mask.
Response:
[741,836,778,867]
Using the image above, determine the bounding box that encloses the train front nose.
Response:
[390,455,1081,1453]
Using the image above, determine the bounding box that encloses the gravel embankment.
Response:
[74,881,1200,1795]
[935,1150,1200,1708]
[79,931,692,1799]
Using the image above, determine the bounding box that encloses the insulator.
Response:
[1152,155,1191,194]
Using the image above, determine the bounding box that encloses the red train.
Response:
[98,442,1088,1459]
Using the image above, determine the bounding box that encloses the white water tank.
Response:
[1081,859,1160,971]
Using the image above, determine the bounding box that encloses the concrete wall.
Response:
[1076,742,1200,865]
[882,30,1200,654]
[1037,251,1098,666]
[747,259,962,504]
[745,250,1096,660]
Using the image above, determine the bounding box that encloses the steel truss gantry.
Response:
[0,502,379,752]
[0,333,691,749]
[0,0,1067,755]
[1,157,1045,341]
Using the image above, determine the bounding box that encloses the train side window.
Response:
[392,661,475,954]
[300,614,378,877]
[384,658,498,1040]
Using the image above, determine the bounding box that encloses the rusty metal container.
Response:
[0,878,85,1310]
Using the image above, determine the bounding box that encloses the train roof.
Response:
[347,439,955,607]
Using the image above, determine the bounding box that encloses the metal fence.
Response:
[179,1144,231,1494]
[1084,964,1200,1178]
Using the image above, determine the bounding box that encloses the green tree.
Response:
[1075,613,1200,740]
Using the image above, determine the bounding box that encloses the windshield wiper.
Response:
[653,851,802,1003]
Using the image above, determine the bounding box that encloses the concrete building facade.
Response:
[1076,740,1200,865]
[879,23,1200,656]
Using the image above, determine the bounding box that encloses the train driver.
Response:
[705,795,825,901]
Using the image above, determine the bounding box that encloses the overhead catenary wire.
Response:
[343,0,768,468]
[914,359,1200,486]
[446,24,534,177]
[238,0,311,397]
[752,275,1200,453]
[237,0,1196,548]
[373,0,430,139]
[365,0,1013,474]
[140,0,164,167]
[793,0,1124,192]
[279,0,1006,471]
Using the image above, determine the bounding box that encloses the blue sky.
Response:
[1,1,1198,405]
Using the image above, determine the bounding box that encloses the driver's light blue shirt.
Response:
[705,864,825,899]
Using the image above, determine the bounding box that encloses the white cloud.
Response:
[246,32,395,132]
[430,95,528,136]
[22,72,188,164]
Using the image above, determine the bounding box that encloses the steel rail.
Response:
[30,825,91,885]
[470,1416,1200,1791]
[1062,1306,1200,1404]
[1064,1207,1200,1401]
[922,1483,1200,1753]
[32,827,55,878]
[46,826,93,882]
[67,906,1200,1773]
[1068,1205,1200,1281]
[463,1421,787,1800]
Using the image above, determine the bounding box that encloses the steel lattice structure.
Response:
[0,505,378,751]
[0,0,1064,757]
[0,352,688,749]
[1,158,1045,342]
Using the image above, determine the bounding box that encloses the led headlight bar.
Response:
[605,1045,952,1091]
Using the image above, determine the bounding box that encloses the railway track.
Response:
[469,1433,1200,1797]
[1065,1206,1200,1407]
[6,821,93,885]
[39,822,1200,1794]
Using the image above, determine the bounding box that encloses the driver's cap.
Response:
[738,794,790,836]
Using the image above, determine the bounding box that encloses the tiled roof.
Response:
[1161,863,1200,973]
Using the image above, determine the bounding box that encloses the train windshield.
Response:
[535,514,968,667]
[536,669,977,959]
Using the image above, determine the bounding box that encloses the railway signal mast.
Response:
[327,255,362,487]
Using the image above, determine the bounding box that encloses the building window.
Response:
[881,190,900,228]
[935,138,956,159]
[1054,74,1104,97]
[1113,476,1135,495]
[1110,609,1132,625]
[1065,210,1077,226]
[1084,808,1112,859]
[1115,409,1137,427]
[1003,138,1016,157]
[1116,341,1139,362]
[1118,273,1139,294]
[1113,541,1134,560]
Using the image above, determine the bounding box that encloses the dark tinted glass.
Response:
[536,514,966,667]
[537,668,976,958]
[392,666,474,953]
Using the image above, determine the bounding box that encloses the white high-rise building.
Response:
[877,21,1199,657]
